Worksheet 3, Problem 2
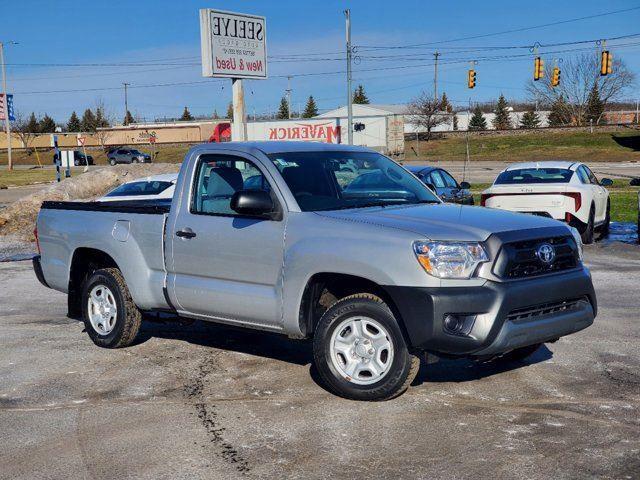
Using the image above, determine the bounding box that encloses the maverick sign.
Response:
[200,9,267,79]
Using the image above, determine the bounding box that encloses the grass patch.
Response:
[0,168,85,188]
[407,130,640,162]
[470,179,638,223]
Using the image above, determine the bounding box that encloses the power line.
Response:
[356,6,640,50]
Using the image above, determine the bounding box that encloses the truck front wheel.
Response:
[313,293,419,401]
[81,268,142,348]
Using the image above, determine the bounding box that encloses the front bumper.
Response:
[384,266,596,357]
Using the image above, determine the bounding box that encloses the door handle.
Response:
[176,228,196,239]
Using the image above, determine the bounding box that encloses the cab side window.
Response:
[192,155,272,215]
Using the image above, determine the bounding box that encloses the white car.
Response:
[99,173,178,202]
[481,161,612,244]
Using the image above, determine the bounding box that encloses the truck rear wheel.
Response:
[81,268,142,348]
[313,293,419,401]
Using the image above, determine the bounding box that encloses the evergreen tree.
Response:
[302,96,318,118]
[440,92,452,113]
[123,110,135,126]
[180,106,194,121]
[81,108,96,132]
[519,110,541,129]
[38,114,56,133]
[352,85,370,104]
[27,112,40,133]
[94,107,110,128]
[277,96,289,119]
[226,102,233,119]
[492,94,512,130]
[468,106,487,131]
[452,113,458,131]
[548,96,569,127]
[585,82,605,125]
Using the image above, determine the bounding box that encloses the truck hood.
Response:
[316,203,564,242]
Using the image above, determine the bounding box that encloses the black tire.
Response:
[109,158,116,166]
[81,268,142,348]
[313,293,419,401]
[496,343,542,363]
[132,158,139,164]
[74,159,80,166]
[581,206,595,244]
[601,201,610,236]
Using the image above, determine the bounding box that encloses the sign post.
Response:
[77,134,89,172]
[51,134,61,182]
[0,93,15,168]
[200,9,267,141]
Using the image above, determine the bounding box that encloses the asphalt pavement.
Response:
[1,242,639,480]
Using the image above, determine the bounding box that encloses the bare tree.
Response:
[11,112,39,150]
[407,91,450,140]
[92,99,114,149]
[527,53,635,126]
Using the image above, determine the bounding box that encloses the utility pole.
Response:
[433,51,440,101]
[285,76,292,119]
[345,9,353,145]
[123,82,130,123]
[232,79,247,141]
[0,41,15,171]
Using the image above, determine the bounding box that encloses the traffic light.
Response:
[551,66,561,87]
[467,69,476,89]
[534,57,544,81]
[600,50,613,76]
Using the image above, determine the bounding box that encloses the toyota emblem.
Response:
[536,243,556,264]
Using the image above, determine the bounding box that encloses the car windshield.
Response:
[105,180,173,197]
[130,150,142,155]
[268,151,439,212]
[495,168,574,185]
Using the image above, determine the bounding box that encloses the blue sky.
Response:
[4,0,640,123]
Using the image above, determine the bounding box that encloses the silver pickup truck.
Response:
[33,142,597,401]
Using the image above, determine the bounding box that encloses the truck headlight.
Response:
[569,227,583,261]
[413,241,489,279]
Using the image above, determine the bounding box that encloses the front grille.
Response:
[507,297,587,322]
[494,236,579,279]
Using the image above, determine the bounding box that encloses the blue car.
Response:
[405,165,474,205]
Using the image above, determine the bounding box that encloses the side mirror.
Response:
[600,178,613,187]
[459,181,471,189]
[230,190,275,217]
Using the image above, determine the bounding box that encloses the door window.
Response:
[429,171,446,188]
[576,166,590,184]
[192,155,272,215]
[583,165,599,185]
[440,170,459,188]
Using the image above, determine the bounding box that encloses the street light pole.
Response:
[0,42,14,171]
[345,9,353,145]
[285,76,292,119]
[123,82,130,124]
[433,51,440,101]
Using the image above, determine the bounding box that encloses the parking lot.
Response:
[1,241,638,480]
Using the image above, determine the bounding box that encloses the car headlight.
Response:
[413,241,489,279]
[569,226,583,261]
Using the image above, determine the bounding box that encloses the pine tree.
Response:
[81,108,96,132]
[302,96,318,118]
[548,96,569,127]
[27,112,40,133]
[468,106,487,131]
[585,82,604,125]
[226,102,233,119]
[353,85,370,104]
[94,107,110,128]
[440,92,452,113]
[123,110,135,126]
[180,107,194,121]
[277,96,289,119]
[38,114,56,133]
[492,94,512,130]
[452,113,458,131]
[519,110,541,129]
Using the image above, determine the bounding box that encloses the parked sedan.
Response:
[481,161,612,244]
[405,165,473,205]
[107,147,152,165]
[98,173,177,202]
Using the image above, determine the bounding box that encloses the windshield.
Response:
[268,151,439,212]
[495,168,574,185]
[130,150,142,155]
[105,180,174,197]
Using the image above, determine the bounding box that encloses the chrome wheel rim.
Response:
[87,285,117,335]
[329,316,394,385]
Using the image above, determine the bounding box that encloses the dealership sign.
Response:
[0,94,15,121]
[268,122,341,143]
[200,9,267,79]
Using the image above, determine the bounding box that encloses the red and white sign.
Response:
[268,122,341,143]
[76,135,86,147]
[200,9,267,79]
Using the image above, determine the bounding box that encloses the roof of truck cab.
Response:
[198,141,378,155]
[503,160,580,171]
